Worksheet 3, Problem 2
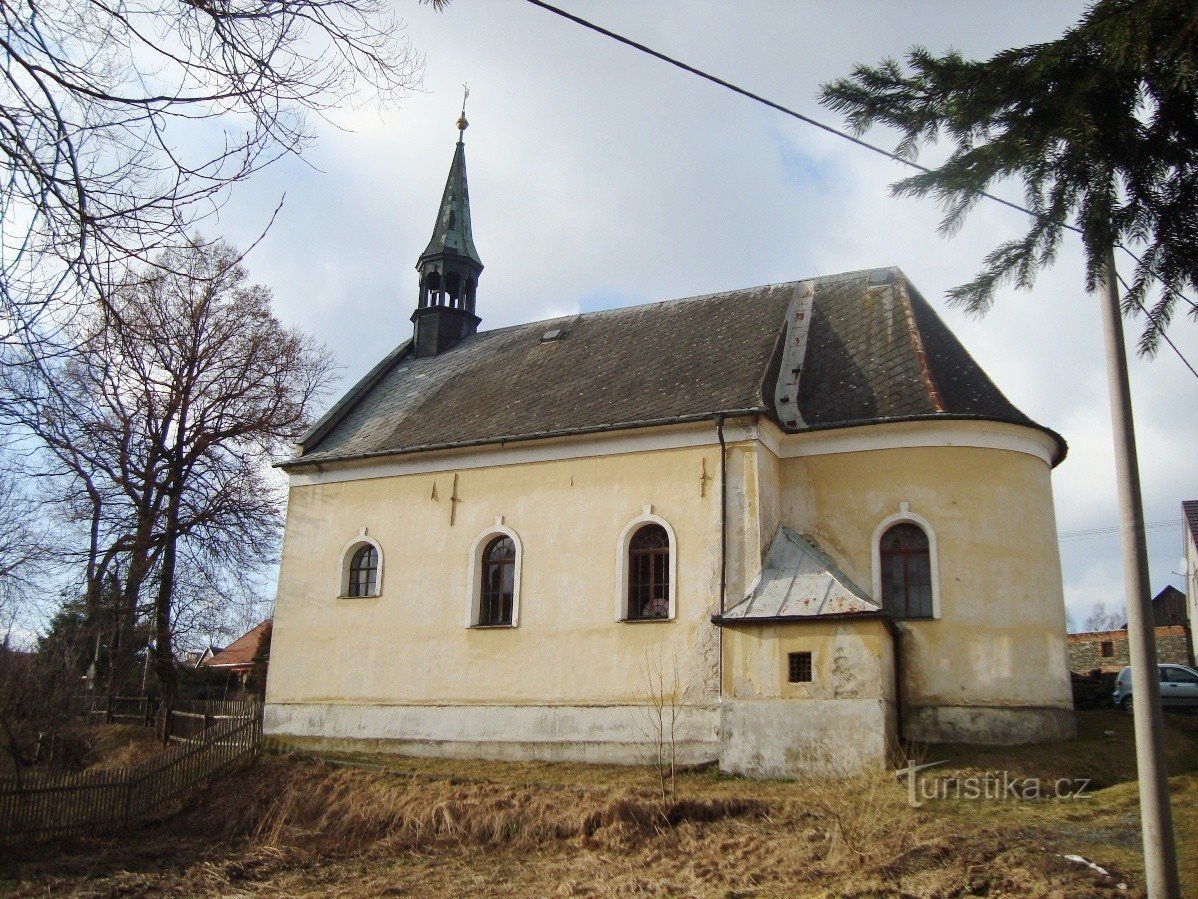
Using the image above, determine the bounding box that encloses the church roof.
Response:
[291,267,1065,467]
[419,139,482,268]
[716,528,880,622]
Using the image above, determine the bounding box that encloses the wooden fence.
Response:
[86,695,160,727]
[0,713,261,843]
[167,699,262,742]
[85,696,261,731]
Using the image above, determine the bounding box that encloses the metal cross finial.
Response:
[456,85,470,135]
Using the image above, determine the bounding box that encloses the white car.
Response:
[1113,663,1198,711]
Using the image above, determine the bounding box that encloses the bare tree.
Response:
[1083,601,1127,632]
[3,238,333,700]
[0,0,421,357]
[639,646,682,806]
[0,446,49,632]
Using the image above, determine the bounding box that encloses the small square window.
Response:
[1099,640,1114,658]
[787,651,812,684]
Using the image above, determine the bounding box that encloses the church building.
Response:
[264,115,1075,776]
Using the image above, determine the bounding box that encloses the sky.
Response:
[211,0,1198,629]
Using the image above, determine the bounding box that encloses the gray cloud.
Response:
[213,0,1196,622]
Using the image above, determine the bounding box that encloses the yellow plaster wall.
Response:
[721,618,894,702]
[777,444,1072,712]
[718,618,897,775]
[267,444,725,708]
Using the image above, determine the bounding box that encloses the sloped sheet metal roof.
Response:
[289,268,1064,468]
[718,527,880,621]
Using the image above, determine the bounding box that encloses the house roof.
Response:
[200,619,271,670]
[716,527,880,623]
[1184,500,1198,546]
[291,267,1065,468]
[1153,585,1185,605]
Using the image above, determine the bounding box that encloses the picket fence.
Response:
[87,696,261,730]
[0,713,261,843]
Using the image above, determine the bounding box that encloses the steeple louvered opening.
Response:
[411,114,484,358]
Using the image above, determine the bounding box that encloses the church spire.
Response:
[412,96,484,358]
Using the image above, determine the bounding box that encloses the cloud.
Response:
[210,0,1195,614]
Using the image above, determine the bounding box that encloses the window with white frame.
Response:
[617,510,677,621]
[879,523,933,618]
[479,535,516,625]
[467,523,522,627]
[338,533,384,598]
[348,544,379,597]
[871,505,940,620]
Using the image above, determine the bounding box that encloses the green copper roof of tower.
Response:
[419,139,483,269]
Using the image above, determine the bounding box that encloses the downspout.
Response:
[716,414,727,613]
[882,616,904,745]
[716,414,727,705]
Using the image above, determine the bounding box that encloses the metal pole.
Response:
[1097,246,1180,898]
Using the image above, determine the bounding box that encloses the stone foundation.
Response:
[902,705,1076,745]
[719,698,895,778]
[264,702,721,766]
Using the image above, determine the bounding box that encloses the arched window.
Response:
[479,535,516,626]
[426,270,442,305]
[879,523,933,619]
[348,544,378,597]
[338,535,383,599]
[628,524,670,620]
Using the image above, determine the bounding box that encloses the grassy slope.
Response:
[1,711,1195,897]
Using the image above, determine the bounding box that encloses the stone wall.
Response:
[1067,625,1192,674]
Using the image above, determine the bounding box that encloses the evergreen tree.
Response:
[820,0,1198,353]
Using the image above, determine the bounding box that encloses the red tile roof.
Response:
[200,619,271,670]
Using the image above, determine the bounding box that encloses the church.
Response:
[264,114,1075,776]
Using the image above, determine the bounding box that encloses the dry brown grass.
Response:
[0,723,164,778]
[246,758,767,853]
[2,711,1195,897]
[84,724,164,771]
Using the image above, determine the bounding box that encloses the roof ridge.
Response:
[289,266,1068,470]
[473,267,898,338]
[893,276,946,414]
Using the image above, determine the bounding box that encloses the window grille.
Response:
[479,535,516,625]
[348,545,378,597]
[628,524,670,619]
[879,523,933,619]
[787,652,812,683]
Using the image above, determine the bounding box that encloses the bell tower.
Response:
[411,100,484,358]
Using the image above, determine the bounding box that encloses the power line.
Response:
[1115,272,1198,380]
[1058,520,1175,541]
[524,0,1198,381]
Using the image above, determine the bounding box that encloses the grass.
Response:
[0,723,163,779]
[1,711,1196,897]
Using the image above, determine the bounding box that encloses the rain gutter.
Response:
[279,407,767,471]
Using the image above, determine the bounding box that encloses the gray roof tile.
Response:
[292,268,1064,467]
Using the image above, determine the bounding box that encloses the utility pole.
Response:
[1097,246,1180,899]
